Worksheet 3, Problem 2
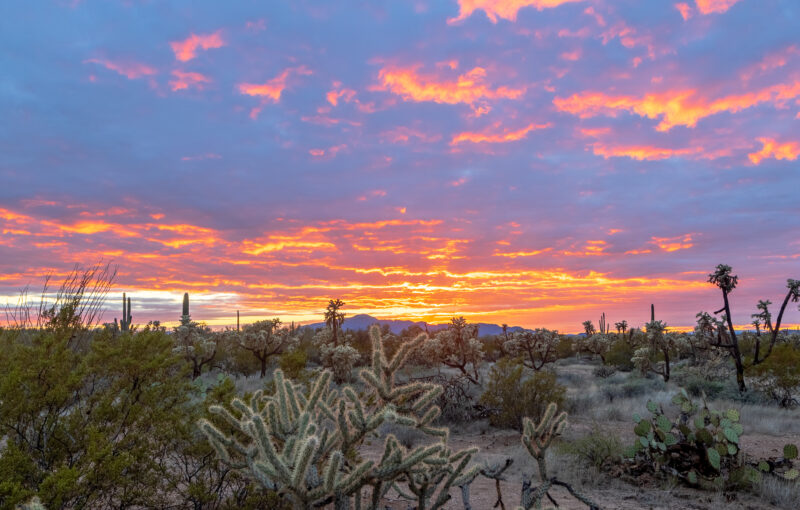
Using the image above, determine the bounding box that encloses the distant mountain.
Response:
[301,313,527,336]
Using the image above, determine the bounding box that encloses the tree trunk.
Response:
[759,290,792,364]
[662,348,670,383]
[260,356,268,378]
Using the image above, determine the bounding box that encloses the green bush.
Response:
[561,426,624,469]
[605,337,635,371]
[480,357,565,429]
[278,348,309,382]
[556,335,575,359]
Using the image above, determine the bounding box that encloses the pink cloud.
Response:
[695,0,742,15]
[84,58,157,80]
[169,31,225,62]
[169,70,211,91]
[448,0,585,24]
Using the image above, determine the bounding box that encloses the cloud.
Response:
[591,143,705,161]
[651,234,694,252]
[554,81,800,131]
[694,0,742,15]
[675,3,693,20]
[169,31,225,62]
[451,122,551,145]
[748,138,800,164]
[84,58,157,79]
[375,65,525,114]
[169,70,211,91]
[448,0,584,23]
[238,66,312,118]
[326,83,357,106]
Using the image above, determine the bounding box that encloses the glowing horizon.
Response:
[1,1,799,333]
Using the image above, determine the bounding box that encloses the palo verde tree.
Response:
[707,264,747,392]
[238,318,296,378]
[503,328,560,371]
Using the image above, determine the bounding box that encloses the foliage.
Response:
[561,426,624,470]
[605,335,635,371]
[0,326,194,508]
[200,325,480,509]
[480,357,565,430]
[577,333,612,363]
[278,347,309,382]
[503,328,559,370]
[748,343,800,407]
[314,327,360,383]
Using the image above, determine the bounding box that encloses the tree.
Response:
[324,298,345,346]
[502,328,559,370]
[581,320,595,337]
[707,264,747,392]
[615,320,628,335]
[238,318,295,378]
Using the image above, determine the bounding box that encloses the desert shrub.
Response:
[420,317,483,384]
[748,343,800,407]
[503,328,560,370]
[593,365,616,378]
[599,375,666,402]
[561,426,624,469]
[479,357,565,429]
[605,336,635,371]
[278,347,308,381]
[555,335,575,359]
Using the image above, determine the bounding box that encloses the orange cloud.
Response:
[740,45,800,81]
[326,84,357,106]
[376,65,525,114]
[651,234,694,252]
[748,137,800,164]
[380,126,442,144]
[238,67,312,118]
[451,122,551,145]
[560,48,582,61]
[554,81,800,131]
[695,0,741,15]
[592,143,704,161]
[448,0,584,23]
[84,58,157,79]
[169,31,224,62]
[169,70,211,91]
[675,3,693,20]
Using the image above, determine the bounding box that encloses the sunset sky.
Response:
[1,0,799,332]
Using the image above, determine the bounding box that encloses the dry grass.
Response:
[757,476,800,509]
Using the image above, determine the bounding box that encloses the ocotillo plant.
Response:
[200,325,479,509]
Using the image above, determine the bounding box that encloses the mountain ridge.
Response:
[301,313,529,336]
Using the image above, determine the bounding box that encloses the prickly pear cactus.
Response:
[629,389,753,488]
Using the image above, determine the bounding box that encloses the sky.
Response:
[1,0,799,332]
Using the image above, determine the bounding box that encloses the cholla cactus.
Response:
[522,402,566,481]
[200,325,479,509]
[503,329,559,370]
[239,318,296,378]
[173,318,217,379]
[577,333,612,363]
[314,327,360,383]
[517,404,600,510]
[422,317,483,385]
[633,320,681,382]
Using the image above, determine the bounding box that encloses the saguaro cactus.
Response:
[181,292,190,325]
[120,293,132,332]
